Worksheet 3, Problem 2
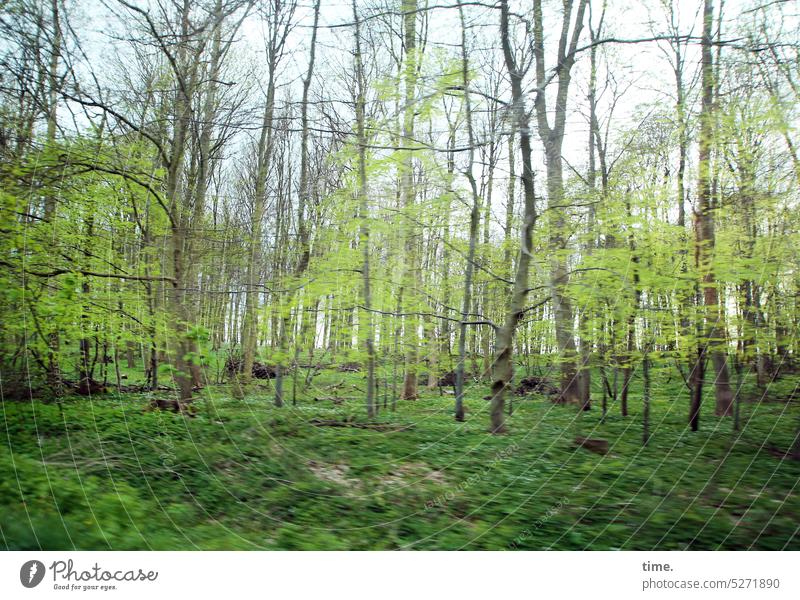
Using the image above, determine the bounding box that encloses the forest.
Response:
[0,0,798,550]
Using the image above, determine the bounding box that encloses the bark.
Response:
[454,0,481,422]
[352,0,376,418]
[43,0,61,221]
[291,0,321,404]
[692,0,733,425]
[43,0,63,392]
[531,0,588,405]
[620,194,643,418]
[642,350,651,445]
[161,0,248,405]
[400,0,419,401]
[165,0,200,406]
[504,136,516,276]
[78,203,95,390]
[489,0,539,433]
[581,4,607,412]
[480,107,498,378]
[241,96,272,395]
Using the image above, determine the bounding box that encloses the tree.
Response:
[453,0,481,422]
[690,0,733,431]
[399,0,420,401]
[488,0,540,433]
[531,0,589,406]
[352,0,377,418]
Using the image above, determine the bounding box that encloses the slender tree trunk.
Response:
[454,0,480,422]
[43,0,61,221]
[352,0,376,418]
[693,0,733,425]
[531,0,588,405]
[400,0,419,401]
[43,0,63,393]
[489,0,539,433]
[641,348,651,447]
[78,203,95,392]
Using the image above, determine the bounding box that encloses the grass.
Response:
[1,360,798,550]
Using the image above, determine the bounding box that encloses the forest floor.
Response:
[1,361,798,550]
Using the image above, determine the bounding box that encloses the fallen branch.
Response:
[573,436,609,455]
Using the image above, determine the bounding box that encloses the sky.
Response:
[60,0,798,229]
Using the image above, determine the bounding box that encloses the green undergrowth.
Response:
[1,363,798,550]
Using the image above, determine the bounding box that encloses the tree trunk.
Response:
[454,0,481,422]
[400,0,419,401]
[489,0,539,433]
[352,0,376,418]
[531,0,588,405]
[692,0,732,425]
